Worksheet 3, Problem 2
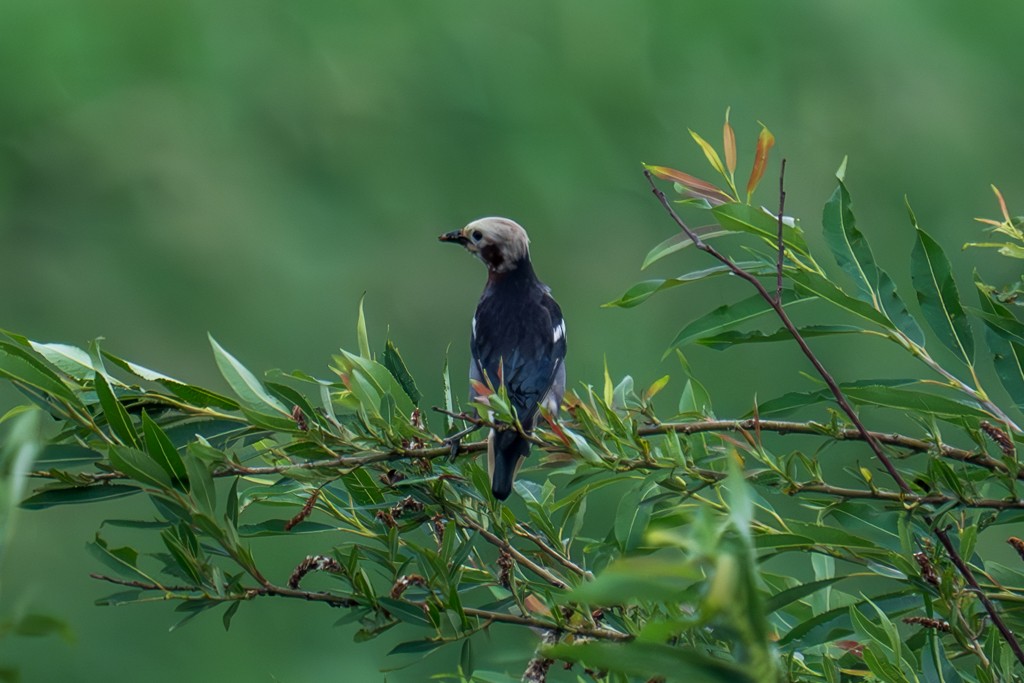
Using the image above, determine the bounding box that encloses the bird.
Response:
[439,217,566,500]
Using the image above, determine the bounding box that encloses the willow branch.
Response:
[646,167,1024,667]
[458,515,569,589]
[90,573,628,641]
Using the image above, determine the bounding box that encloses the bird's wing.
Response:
[471,290,565,427]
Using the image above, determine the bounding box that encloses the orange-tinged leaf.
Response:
[723,108,737,176]
[470,380,493,398]
[523,594,551,616]
[644,375,670,400]
[689,129,726,179]
[745,124,775,201]
[993,185,1011,223]
[643,164,731,204]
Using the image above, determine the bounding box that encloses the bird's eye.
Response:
[471,230,483,242]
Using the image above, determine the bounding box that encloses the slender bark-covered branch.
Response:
[90,573,629,641]
[30,418,1013,485]
[459,515,570,589]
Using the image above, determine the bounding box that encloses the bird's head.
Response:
[439,217,530,274]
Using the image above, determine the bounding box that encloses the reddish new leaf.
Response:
[745,124,775,201]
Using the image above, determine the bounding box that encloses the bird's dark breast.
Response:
[473,279,557,417]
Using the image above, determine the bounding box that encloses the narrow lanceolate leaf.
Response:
[103,351,239,410]
[712,203,810,257]
[908,204,974,363]
[668,290,810,352]
[822,177,924,345]
[604,263,766,309]
[21,485,140,509]
[29,342,119,384]
[644,164,732,205]
[977,279,1024,411]
[723,107,737,176]
[356,294,371,359]
[695,325,863,350]
[382,340,421,406]
[0,342,81,407]
[94,373,139,447]
[209,335,289,416]
[788,271,902,332]
[745,123,775,201]
[689,129,727,180]
[140,412,188,489]
[641,228,731,270]
[823,173,875,303]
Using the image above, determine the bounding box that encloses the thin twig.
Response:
[513,523,589,578]
[90,573,628,641]
[29,418,1015,485]
[459,515,570,589]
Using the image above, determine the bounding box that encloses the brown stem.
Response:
[90,573,628,641]
[459,515,569,589]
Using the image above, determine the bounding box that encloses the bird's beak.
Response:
[439,230,469,245]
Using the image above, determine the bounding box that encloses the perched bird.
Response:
[439,217,566,500]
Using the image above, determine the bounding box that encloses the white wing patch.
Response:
[472,316,477,340]
[553,320,566,343]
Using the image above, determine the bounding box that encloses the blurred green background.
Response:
[2,0,1023,680]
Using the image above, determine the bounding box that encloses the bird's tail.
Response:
[487,428,532,500]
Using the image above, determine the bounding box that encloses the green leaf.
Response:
[822,177,924,345]
[237,520,336,536]
[4,614,74,642]
[909,204,974,362]
[21,485,140,509]
[88,534,157,584]
[788,270,901,331]
[94,373,139,447]
[29,341,116,384]
[695,324,863,350]
[614,484,652,552]
[35,443,101,467]
[221,602,240,631]
[383,340,421,406]
[545,641,756,683]
[764,577,846,615]
[108,447,172,489]
[103,352,239,410]
[689,129,728,179]
[388,638,444,656]
[822,173,875,302]
[777,591,918,648]
[712,202,810,257]
[668,290,808,352]
[977,280,1024,411]
[209,335,289,416]
[842,385,989,420]
[140,412,188,489]
[641,230,732,270]
[563,556,702,605]
[605,263,768,309]
[0,343,81,407]
[357,294,371,359]
[184,455,216,517]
